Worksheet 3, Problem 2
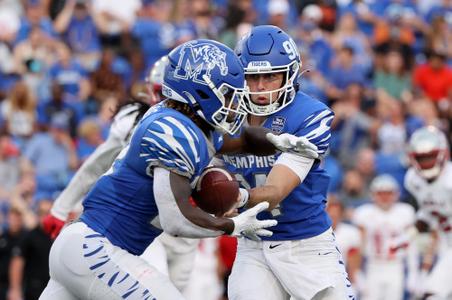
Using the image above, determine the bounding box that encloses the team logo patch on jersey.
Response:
[271,116,286,133]
[174,42,228,85]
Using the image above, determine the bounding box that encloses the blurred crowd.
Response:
[0,0,451,299]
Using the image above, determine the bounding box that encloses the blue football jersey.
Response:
[222,92,334,240]
[80,103,222,255]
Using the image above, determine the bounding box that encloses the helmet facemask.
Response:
[243,60,299,116]
[408,126,449,181]
[409,149,448,180]
[203,75,248,135]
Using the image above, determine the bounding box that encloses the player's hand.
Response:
[230,202,277,241]
[42,213,66,239]
[388,233,410,254]
[388,227,418,254]
[266,132,319,159]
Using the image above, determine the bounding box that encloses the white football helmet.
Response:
[146,56,169,104]
[408,126,450,180]
[370,174,399,210]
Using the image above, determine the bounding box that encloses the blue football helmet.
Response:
[235,25,301,116]
[163,39,248,135]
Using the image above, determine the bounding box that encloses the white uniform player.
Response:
[404,126,452,300]
[353,174,416,300]
[334,223,361,267]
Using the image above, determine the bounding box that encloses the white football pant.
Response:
[142,232,199,292]
[424,248,452,299]
[360,261,405,300]
[39,222,184,300]
[228,227,354,300]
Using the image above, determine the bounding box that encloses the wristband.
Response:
[237,188,249,208]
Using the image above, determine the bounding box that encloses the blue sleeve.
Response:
[296,109,334,156]
[139,116,206,179]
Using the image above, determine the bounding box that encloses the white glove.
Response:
[266,132,319,159]
[230,202,277,241]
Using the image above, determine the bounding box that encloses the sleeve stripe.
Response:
[142,134,195,175]
[148,127,196,174]
[318,133,331,144]
[305,110,332,127]
[165,117,200,163]
[304,115,334,140]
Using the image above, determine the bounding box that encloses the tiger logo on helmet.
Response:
[174,42,229,84]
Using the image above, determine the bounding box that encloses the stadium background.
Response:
[0,0,451,299]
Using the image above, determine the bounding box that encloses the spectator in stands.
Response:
[90,48,126,102]
[76,119,103,161]
[22,114,78,201]
[339,169,369,206]
[53,0,101,71]
[91,0,141,48]
[9,169,39,230]
[12,26,61,100]
[327,45,368,101]
[331,12,372,72]
[218,0,246,48]
[13,27,59,76]
[0,132,21,201]
[425,15,452,61]
[330,83,375,166]
[0,207,26,300]
[48,44,91,100]
[15,0,57,43]
[90,94,117,139]
[413,49,452,114]
[1,80,36,140]
[37,82,80,137]
[295,7,333,77]
[267,0,290,30]
[129,0,176,71]
[8,199,52,300]
[374,49,413,103]
[376,100,408,155]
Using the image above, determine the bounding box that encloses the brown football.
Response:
[192,166,239,216]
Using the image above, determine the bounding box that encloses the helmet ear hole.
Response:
[196,89,210,100]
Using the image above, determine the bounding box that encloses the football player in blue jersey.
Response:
[39,39,315,300]
[222,26,355,300]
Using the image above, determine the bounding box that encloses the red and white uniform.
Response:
[334,222,361,266]
[353,202,416,300]
[405,162,452,298]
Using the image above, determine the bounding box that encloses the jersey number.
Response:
[283,40,299,60]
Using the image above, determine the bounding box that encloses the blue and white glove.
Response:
[266,132,319,159]
[230,202,277,241]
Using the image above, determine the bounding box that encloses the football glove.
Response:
[266,132,319,159]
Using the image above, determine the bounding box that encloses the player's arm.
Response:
[153,167,276,240]
[245,155,314,210]
[219,126,318,158]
